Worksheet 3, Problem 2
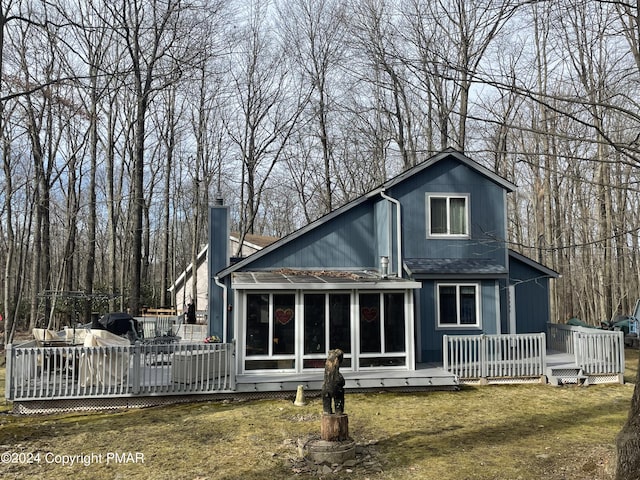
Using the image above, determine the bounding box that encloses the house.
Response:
[207,148,559,388]
[11,149,627,411]
[169,233,277,315]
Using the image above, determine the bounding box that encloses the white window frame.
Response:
[436,283,481,329]
[237,287,416,374]
[357,291,407,356]
[301,291,353,369]
[426,193,470,238]
[243,292,297,371]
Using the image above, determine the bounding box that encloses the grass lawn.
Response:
[0,349,638,480]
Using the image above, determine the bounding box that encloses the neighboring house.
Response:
[208,148,559,379]
[169,233,277,315]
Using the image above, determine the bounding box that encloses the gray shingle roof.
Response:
[404,258,508,276]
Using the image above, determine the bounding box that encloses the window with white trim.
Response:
[359,292,406,367]
[242,289,412,372]
[437,283,480,327]
[245,292,296,370]
[427,194,469,237]
[302,293,352,369]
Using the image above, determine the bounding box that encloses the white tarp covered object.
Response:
[79,329,130,388]
[32,328,65,344]
[64,326,88,345]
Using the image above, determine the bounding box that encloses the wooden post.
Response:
[321,413,349,441]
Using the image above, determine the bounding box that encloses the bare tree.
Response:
[225,0,308,245]
[73,0,116,321]
[277,0,347,213]
[102,0,194,314]
[1,0,19,343]
[402,0,518,151]
[10,5,67,329]
[155,84,180,309]
[350,0,417,169]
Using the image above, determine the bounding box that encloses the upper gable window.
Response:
[427,194,469,238]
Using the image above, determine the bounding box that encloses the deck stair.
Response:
[546,363,587,386]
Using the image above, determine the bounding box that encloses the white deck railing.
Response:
[443,333,546,380]
[546,323,577,353]
[573,330,624,374]
[173,324,208,342]
[546,323,625,375]
[5,341,235,401]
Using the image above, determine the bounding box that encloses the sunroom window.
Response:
[241,287,413,372]
[437,284,480,328]
[245,293,296,370]
[427,194,469,237]
[359,292,406,367]
[302,293,351,369]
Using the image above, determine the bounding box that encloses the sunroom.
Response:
[231,270,421,376]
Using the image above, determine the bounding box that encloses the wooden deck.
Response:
[5,327,627,413]
[444,329,625,386]
[5,350,608,406]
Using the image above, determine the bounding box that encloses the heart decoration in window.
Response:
[275,308,294,325]
[361,307,379,322]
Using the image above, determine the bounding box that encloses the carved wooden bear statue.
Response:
[322,348,345,414]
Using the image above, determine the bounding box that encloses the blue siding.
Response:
[509,257,552,333]
[418,279,500,362]
[389,157,507,266]
[245,200,378,270]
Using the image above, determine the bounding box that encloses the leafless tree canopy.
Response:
[2,0,640,338]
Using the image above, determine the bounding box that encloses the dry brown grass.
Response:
[0,349,638,480]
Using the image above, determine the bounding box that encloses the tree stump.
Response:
[321,413,349,441]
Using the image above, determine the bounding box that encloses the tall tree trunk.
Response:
[160,88,176,308]
[0,0,12,343]
[617,366,640,479]
[130,95,146,315]
[106,100,118,312]
[84,64,98,322]
[2,136,16,343]
[62,152,79,328]
[27,107,45,330]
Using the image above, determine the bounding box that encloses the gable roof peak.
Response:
[442,146,460,153]
[383,148,516,193]
[217,148,516,278]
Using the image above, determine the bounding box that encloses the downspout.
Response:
[380,189,403,278]
[214,276,228,342]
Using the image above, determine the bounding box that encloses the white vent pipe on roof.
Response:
[380,189,402,278]
[380,256,389,278]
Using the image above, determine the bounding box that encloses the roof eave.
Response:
[169,244,208,291]
[508,249,560,278]
[233,280,422,290]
